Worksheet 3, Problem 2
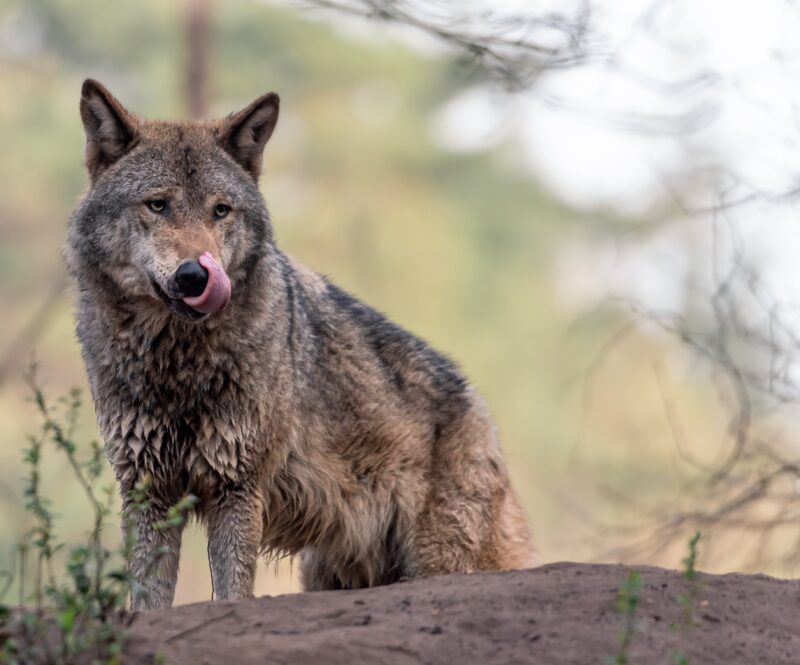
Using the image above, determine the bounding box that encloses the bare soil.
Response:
[124,562,800,664]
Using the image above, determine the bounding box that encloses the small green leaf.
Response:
[57,607,76,632]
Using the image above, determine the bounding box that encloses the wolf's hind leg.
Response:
[408,484,534,576]
[407,508,481,576]
[407,403,534,576]
[206,488,263,600]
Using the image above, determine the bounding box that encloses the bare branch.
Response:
[296,0,596,89]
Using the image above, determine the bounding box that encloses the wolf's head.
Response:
[67,79,279,321]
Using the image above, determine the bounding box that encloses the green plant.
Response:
[606,570,642,665]
[0,366,196,664]
[669,530,702,665]
[678,531,701,628]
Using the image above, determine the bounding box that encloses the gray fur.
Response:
[66,80,533,610]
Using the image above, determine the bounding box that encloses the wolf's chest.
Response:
[92,330,266,492]
[101,399,250,488]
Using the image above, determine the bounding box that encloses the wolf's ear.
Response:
[79,79,139,181]
[218,93,280,180]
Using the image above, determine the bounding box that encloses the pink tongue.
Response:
[182,252,232,314]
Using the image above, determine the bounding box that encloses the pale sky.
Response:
[433,0,800,326]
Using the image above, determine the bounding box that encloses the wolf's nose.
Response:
[175,260,208,298]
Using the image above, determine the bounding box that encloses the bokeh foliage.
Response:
[0,0,763,604]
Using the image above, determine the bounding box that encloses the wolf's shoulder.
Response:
[279,253,467,395]
[324,277,468,396]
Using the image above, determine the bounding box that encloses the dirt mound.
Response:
[125,562,799,664]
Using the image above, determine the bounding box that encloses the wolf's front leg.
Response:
[124,500,184,611]
[206,488,263,600]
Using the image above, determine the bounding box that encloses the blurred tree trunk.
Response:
[184,0,211,119]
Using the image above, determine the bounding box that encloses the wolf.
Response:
[66,79,534,610]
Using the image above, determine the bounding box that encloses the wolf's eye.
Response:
[213,203,231,220]
[146,199,168,214]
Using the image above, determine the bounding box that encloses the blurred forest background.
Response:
[3,0,800,604]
